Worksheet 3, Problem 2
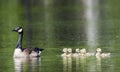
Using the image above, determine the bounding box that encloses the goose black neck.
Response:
[16,32,23,49]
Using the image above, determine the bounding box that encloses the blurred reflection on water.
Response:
[62,55,112,72]
[80,57,86,72]
[14,57,40,72]
[75,57,80,72]
[62,57,72,72]
[96,57,101,72]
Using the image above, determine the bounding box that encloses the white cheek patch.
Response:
[18,29,22,32]
[39,51,41,55]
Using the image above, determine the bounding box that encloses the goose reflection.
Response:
[62,56,72,72]
[14,57,40,72]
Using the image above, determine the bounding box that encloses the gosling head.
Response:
[62,48,68,53]
[80,48,86,54]
[67,48,72,53]
[96,48,102,53]
[75,48,80,53]
[12,27,23,33]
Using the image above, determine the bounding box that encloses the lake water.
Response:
[0,47,119,72]
[0,0,120,72]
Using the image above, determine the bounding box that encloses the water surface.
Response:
[0,0,120,72]
[0,48,119,72]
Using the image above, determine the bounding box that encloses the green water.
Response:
[0,0,120,72]
[0,48,119,72]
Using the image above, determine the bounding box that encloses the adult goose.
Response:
[12,27,44,58]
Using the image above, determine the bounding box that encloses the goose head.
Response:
[12,27,23,33]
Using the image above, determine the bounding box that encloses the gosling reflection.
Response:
[80,57,86,72]
[75,56,87,72]
[75,57,80,72]
[96,56,101,72]
[14,57,40,72]
[62,56,72,72]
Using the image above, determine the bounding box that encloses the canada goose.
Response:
[12,27,44,58]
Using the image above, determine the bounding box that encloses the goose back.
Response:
[14,47,44,58]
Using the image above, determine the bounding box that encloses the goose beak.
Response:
[40,48,44,51]
[12,30,16,31]
[12,29,17,32]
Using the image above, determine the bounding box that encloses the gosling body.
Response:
[96,48,110,58]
